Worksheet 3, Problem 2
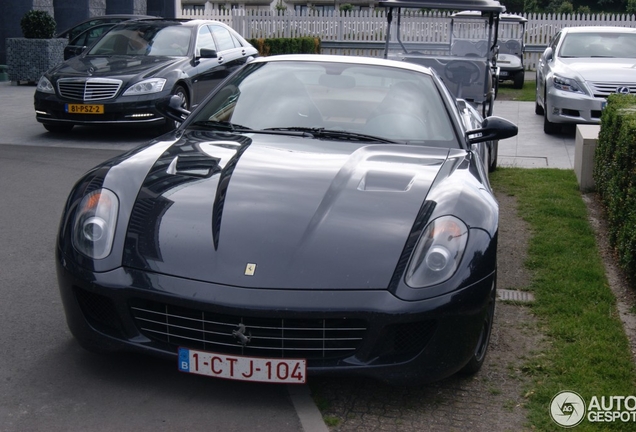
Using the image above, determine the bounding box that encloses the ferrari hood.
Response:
[48,54,181,79]
[559,58,636,83]
[123,131,453,289]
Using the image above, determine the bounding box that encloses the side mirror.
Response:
[466,116,518,144]
[199,48,218,59]
[544,47,553,62]
[157,94,191,124]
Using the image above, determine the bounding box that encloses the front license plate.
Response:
[65,104,104,114]
[499,71,509,77]
[178,347,307,384]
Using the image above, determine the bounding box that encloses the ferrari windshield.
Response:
[88,22,192,56]
[190,60,459,147]
[559,32,636,58]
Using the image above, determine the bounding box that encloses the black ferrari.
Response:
[35,18,257,134]
[56,54,517,385]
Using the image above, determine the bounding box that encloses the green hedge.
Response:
[593,93,636,281]
[248,37,321,56]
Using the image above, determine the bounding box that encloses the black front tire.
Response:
[159,85,189,134]
[44,124,74,133]
[460,285,495,375]
[535,81,544,115]
[543,98,561,135]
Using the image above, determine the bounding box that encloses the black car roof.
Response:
[56,14,156,38]
[115,18,219,27]
[377,0,506,12]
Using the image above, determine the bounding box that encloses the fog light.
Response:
[552,107,560,115]
[127,113,155,119]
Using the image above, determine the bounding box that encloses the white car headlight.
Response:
[553,75,585,94]
[72,189,119,259]
[122,78,167,96]
[36,76,54,94]
[405,215,469,288]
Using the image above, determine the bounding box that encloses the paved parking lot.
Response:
[494,99,576,169]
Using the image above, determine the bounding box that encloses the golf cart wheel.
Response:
[513,71,524,89]
[488,141,498,172]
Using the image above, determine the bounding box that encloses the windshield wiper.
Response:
[191,120,251,131]
[264,127,398,143]
[190,121,315,137]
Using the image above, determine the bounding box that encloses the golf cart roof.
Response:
[450,10,527,22]
[377,0,506,12]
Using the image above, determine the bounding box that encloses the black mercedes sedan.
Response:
[56,55,517,385]
[35,18,257,134]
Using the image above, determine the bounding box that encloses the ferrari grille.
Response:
[589,82,636,97]
[130,300,367,360]
[57,78,122,101]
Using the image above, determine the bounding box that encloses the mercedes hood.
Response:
[48,54,183,80]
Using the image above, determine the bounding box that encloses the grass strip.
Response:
[497,79,536,102]
[491,168,636,430]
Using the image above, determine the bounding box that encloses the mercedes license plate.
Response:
[65,104,104,114]
[178,347,307,384]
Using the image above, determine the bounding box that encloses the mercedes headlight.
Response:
[36,76,54,94]
[122,78,167,96]
[72,189,119,259]
[553,75,585,94]
[405,215,469,288]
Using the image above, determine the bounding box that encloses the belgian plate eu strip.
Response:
[178,347,307,384]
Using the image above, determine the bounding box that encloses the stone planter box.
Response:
[6,38,67,84]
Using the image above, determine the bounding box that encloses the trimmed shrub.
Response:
[248,37,321,56]
[594,94,636,281]
[21,10,56,39]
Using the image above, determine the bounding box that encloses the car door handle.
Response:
[218,56,224,64]
[242,49,246,56]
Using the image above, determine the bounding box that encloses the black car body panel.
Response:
[35,19,258,132]
[55,55,516,384]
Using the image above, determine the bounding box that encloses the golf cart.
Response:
[449,11,527,89]
[378,0,506,117]
[496,13,527,89]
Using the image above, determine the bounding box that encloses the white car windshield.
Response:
[559,32,636,58]
[191,61,459,147]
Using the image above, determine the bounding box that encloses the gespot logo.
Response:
[550,391,586,428]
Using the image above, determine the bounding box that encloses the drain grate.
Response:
[497,289,535,303]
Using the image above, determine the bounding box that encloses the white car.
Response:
[535,26,636,134]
